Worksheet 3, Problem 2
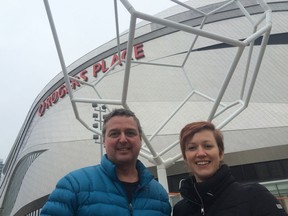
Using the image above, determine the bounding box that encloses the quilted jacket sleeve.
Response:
[40,175,78,216]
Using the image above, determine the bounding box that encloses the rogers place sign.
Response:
[38,43,145,117]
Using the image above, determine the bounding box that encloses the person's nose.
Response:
[196,146,207,157]
[119,132,128,143]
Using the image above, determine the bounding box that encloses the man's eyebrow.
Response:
[107,128,119,132]
[107,128,138,132]
[125,128,137,131]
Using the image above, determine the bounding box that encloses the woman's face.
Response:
[184,129,223,182]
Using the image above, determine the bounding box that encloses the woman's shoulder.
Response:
[240,182,266,189]
[233,182,287,215]
[226,181,266,191]
[236,182,272,195]
[218,181,270,203]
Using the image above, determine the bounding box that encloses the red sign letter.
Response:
[134,43,145,59]
[80,70,88,82]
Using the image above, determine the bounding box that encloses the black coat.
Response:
[173,165,287,216]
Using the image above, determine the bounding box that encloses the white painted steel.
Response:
[43,0,272,192]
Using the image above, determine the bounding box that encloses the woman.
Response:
[173,121,287,216]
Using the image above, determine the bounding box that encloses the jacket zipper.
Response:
[201,206,205,215]
[129,203,133,216]
[194,183,205,215]
[181,193,205,215]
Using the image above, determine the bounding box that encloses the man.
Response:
[41,108,171,216]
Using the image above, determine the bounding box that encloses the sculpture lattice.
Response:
[43,0,272,190]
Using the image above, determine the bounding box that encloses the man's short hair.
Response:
[102,108,143,137]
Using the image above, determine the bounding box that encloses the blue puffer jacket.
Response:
[41,155,171,216]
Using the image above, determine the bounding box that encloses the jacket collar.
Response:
[180,164,235,205]
[100,154,154,187]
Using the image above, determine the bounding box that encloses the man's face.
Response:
[103,116,142,166]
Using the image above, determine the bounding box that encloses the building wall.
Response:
[0,160,3,182]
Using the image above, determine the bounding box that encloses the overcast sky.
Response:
[0,0,187,162]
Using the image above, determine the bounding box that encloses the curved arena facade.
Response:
[1,0,288,215]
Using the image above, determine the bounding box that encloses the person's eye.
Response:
[126,130,137,137]
[109,131,119,137]
[186,145,197,151]
[204,144,213,149]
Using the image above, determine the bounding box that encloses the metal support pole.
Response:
[157,164,169,192]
